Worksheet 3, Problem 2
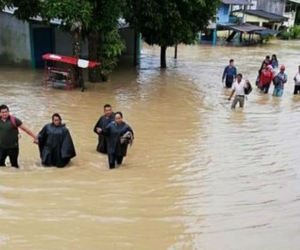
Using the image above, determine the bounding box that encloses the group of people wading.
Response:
[222,55,300,109]
[0,104,134,169]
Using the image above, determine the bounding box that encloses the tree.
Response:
[0,0,125,83]
[86,0,125,82]
[125,0,220,68]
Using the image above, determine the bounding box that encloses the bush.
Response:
[279,25,300,40]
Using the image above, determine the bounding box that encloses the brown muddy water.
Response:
[1,41,300,250]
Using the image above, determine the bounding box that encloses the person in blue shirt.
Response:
[273,65,287,97]
[222,59,237,88]
[271,54,279,69]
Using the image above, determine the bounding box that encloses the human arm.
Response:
[228,89,235,101]
[101,123,112,136]
[93,117,102,134]
[19,124,38,143]
[222,66,227,82]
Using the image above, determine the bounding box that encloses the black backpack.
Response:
[244,81,252,95]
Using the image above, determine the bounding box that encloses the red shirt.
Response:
[260,70,274,85]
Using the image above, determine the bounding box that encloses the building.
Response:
[247,0,300,28]
[234,9,288,30]
[200,0,251,45]
[0,8,138,68]
[200,0,292,46]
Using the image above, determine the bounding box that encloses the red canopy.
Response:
[42,54,100,68]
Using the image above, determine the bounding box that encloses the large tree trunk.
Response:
[160,45,167,68]
[88,30,101,83]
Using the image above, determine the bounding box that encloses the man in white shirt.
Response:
[228,73,246,109]
[293,65,300,95]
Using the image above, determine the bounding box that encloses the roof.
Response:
[42,54,100,68]
[218,23,266,31]
[254,29,281,36]
[244,10,289,21]
[222,0,251,5]
[228,24,266,32]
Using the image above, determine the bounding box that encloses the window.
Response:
[285,3,293,13]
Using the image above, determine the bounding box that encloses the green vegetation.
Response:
[125,0,220,68]
[279,25,300,40]
[0,0,124,82]
[1,0,220,76]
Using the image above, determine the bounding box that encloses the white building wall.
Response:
[0,12,31,66]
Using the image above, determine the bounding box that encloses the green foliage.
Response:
[125,0,220,67]
[280,25,300,40]
[1,0,126,81]
[0,0,42,19]
[99,28,126,78]
[41,0,92,31]
[126,0,220,47]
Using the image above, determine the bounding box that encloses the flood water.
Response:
[1,40,300,250]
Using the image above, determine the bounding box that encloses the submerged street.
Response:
[0,41,300,250]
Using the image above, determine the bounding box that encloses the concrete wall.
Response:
[284,11,296,27]
[119,28,135,55]
[0,12,31,67]
[54,28,134,57]
[257,0,285,15]
[54,29,88,58]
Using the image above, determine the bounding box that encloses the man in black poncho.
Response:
[38,113,76,168]
[93,104,115,154]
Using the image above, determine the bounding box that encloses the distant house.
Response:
[200,0,251,45]
[247,0,300,28]
[234,9,288,30]
[283,0,300,28]
[200,0,292,46]
[0,8,138,68]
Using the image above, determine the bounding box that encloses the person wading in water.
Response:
[0,104,38,168]
[98,112,134,169]
[228,74,247,109]
[222,59,237,88]
[94,104,115,154]
[273,65,287,97]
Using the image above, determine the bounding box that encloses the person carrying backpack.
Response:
[228,73,249,109]
[0,104,38,168]
[273,65,287,97]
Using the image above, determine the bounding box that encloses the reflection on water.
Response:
[1,40,300,250]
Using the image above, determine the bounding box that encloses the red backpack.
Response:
[10,115,19,134]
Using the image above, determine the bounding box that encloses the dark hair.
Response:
[103,104,112,109]
[52,113,62,122]
[266,55,270,60]
[237,73,243,78]
[115,111,123,118]
[229,59,234,63]
[272,54,278,61]
[0,104,9,112]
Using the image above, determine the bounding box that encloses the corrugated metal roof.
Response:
[245,10,289,21]
[228,24,266,32]
[254,29,281,36]
[222,0,251,5]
